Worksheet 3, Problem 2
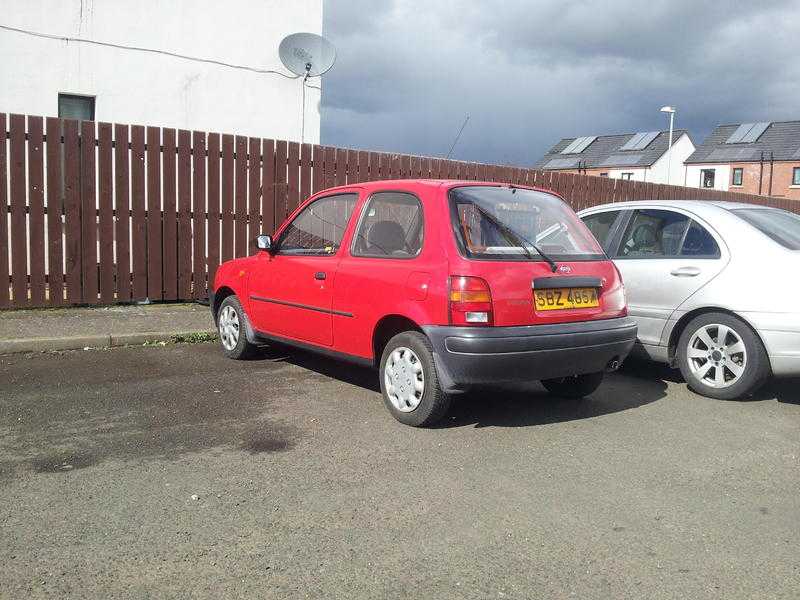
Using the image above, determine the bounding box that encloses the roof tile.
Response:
[685,121,800,164]
[534,130,689,170]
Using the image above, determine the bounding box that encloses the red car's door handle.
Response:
[314,271,327,280]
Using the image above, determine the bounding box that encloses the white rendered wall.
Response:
[605,134,694,185]
[684,164,732,191]
[0,0,323,142]
[646,133,695,185]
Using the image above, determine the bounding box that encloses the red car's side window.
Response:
[351,192,424,258]
[276,193,358,256]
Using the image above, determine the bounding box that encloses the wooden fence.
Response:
[0,112,792,309]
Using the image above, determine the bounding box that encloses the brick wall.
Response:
[707,161,800,200]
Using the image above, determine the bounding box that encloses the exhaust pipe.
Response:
[605,357,621,372]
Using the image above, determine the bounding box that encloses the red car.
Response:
[210,180,637,426]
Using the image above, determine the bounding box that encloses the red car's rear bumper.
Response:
[423,317,637,393]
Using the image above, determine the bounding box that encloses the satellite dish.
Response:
[279,32,336,77]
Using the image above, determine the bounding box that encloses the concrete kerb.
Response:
[0,330,217,355]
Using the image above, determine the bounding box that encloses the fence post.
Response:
[146,126,163,301]
[0,114,8,308]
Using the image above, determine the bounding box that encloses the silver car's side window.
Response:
[581,210,621,252]
[680,221,720,258]
[618,210,690,258]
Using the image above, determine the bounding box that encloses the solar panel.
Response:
[726,124,752,144]
[600,154,643,167]
[726,123,754,144]
[636,131,660,149]
[740,122,770,143]
[561,138,580,154]
[619,133,645,151]
[572,136,596,153]
[559,138,581,154]
[544,158,581,169]
[725,122,771,144]
[707,148,761,161]
[620,131,659,151]
[560,136,596,154]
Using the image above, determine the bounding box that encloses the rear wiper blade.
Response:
[471,203,560,272]
[519,236,559,273]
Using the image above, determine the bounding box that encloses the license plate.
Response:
[534,287,599,311]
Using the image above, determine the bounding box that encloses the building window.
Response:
[58,93,95,121]
[600,172,609,177]
[793,167,800,186]
[732,168,743,186]
[620,172,634,180]
[701,169,716,189]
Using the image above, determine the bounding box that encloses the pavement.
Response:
[0,303,215,354]
[0,342,798,599]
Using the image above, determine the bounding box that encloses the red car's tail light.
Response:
[605,263,628,316]
[449,276,493,326]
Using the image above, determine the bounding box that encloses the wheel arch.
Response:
[213,287,260,345]
[372,314,423,367]
[212,286,237,324]
[667,306,765,365]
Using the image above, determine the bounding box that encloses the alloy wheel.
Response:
[686,323,747,389]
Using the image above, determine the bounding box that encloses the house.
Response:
[0,0,323,143]
[534,130,694,186]
[684,121,800,200]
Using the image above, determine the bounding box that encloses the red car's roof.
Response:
[316,179,555,196]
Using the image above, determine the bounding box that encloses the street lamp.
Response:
[660,106,676,185]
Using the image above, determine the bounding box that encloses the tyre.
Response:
[677,312,770,400]
[379,331,451,427]
[541,372,604,398]
[216,295,258,360]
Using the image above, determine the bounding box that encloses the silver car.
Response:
[577,200,800,399]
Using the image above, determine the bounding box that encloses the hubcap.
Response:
[384,346,425,412]
[686,323,747,389]
[218,305,240,351]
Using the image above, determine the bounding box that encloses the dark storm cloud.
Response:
[321,0,800,166]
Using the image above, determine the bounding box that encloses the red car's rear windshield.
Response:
[448,186,605,261]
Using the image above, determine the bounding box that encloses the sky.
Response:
[320,0,800,167]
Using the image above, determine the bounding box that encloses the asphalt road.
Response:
[1,342,798,599]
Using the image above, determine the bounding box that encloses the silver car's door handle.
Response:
[670,266,701,277]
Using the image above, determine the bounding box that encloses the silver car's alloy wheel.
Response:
[686,323,747,389]
[218,305,241,351]
[384,346,425,412]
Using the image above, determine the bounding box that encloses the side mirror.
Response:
[255,234,273,252]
